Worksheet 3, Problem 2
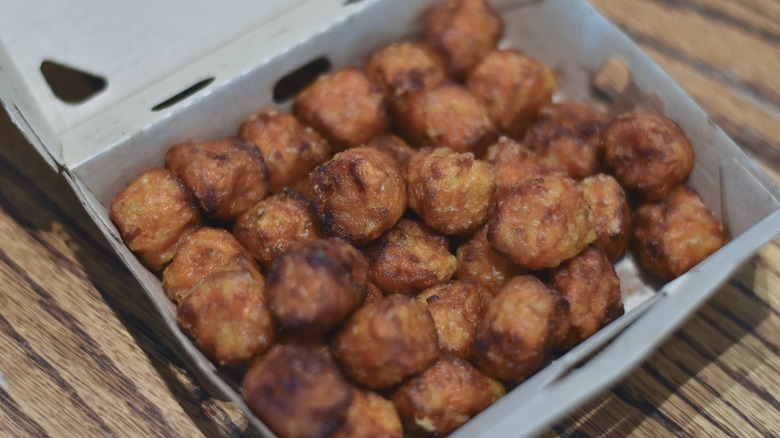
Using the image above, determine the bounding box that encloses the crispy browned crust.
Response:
[525,101,606,180]
[242,344,353,438]
[632,186,726,280]
[393,356,505,436]
[474,275,570,381]
[579,173,632,262]
[177,267,275,365]
[165,138,270,222]
[266,238,368,333]
[547,246,624,352]
[238,109,331,193]
[310,146,407,245]
[455,226,521,292]
[405,147,496,236]
[487,174,597,270]
[233,190,322,270]
[162,227,257,303]
[467,49,558,139]
[484,136,563,201]
[417,280,493,358]
[422,0,503,78]
[331,388,403,438]
[603,112,695,202]
[364,219,457,296]
[332,295,440,390]
[109,167,200,271]
[294,67,388,151]
[365,40,447,100]
[391,82,497,156]
[365,134,417,170]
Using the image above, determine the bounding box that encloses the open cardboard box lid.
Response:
[3,0,780,436]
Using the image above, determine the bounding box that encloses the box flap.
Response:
[0,0,335,168]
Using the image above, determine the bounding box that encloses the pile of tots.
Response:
[109,0,726,436]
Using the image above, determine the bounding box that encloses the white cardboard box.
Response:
[2,0,780,436]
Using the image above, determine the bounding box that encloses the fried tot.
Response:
[365,134,417,170]
[525,101,606,180]
[110,168,200,270]
[455,226,521,292]
[294,67,388,151]
[632,186,726,280]
[467,49,558,139]
[423,0,503,78]
[365,40,446,100]
[165,138,270,222]
[603,112,695,202]
[267,238,368,333]
[485,136,562,200]
[474,275,569,381]
[242,344,352,438]
[580,174,632,262]
[417,280,493,358]
[547,246,624,352]
[365,219,457,295]
[393,356,505,436]
[233,190,322,270]
[406,147,496,235]
[238,109,331,193]
[332,295,440,390]
[392,82,497,156]
[310,146,406,245]
[162,227,257,303]
[488,174,596,270]
[331,389,403,438]
[177,267,275,365]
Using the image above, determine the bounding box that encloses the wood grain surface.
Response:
[1,0,779,437]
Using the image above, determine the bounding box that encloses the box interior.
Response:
[4,0,780,436]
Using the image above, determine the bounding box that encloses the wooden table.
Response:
[1,0,779,436]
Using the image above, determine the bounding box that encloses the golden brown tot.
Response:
[331,389,403,438]
[294,67,388,151]
[423,0,503,78]
[109,168,200,271]
[525,101,606,180]
[162,227,257,303]
[364,219,457,295]
[474,275,570,381]
[310,146,406,245]
[547,246,624,352]
[488,174,597,270]
[579,174,632,262]
[365,134,417,170]
[165,138,270,222]
[467,49,558,139]
[242,344,353,438]
[417,280,493,358]
[603,112,695,202]
[393,356,505,436]
[332,295,440,390]
[266,238,368,333]
[632,186,726,281]
[392,82,497,156]
[365,40,446,100]
[233,190,322,270]
[177,267,275,365]
[485,136,562,200]
[238,109,331,193]
[455,226,521,292]
[406,147,496,235]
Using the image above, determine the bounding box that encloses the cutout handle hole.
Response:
[273,57,332,104]
[152,77,215,112]
[40,60,107,104]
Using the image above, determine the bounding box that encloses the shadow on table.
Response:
[546,260,770,437]
[0,109,256,437]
